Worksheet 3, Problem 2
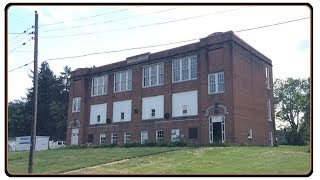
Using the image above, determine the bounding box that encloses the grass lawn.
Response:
[7,145,311,175]
[65,145,311,175]
[7,147,182,175]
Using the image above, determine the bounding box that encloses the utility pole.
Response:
[28,10,38,174]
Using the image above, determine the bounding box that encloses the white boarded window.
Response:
[90,103,107,125]
[172,55,197,83]
[142,95,164,120]
[208,72,224,94]
[72,97,81,112]
[113,100,132,122]
[266,67,270,89]
[100,133,106,144]
[171,129,180,142]
[114,69,132,93]
[143,63,164,88]
[172,90,198,117]
[92,75,108,96]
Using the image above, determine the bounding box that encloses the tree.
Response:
[8,62,71,141]
[274,78,310,145]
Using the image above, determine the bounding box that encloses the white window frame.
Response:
[124,132,131,143]
[156,130,164,143]
[172,55,197,83]
[114,69,132,93]
[142,63,164,88]
[266,67,270,89]
[91,75,108,96]
[100,133,106,144]
[267,98,272,121]
[248,129,253,139]
[72,97,81,112]
[111,133,118,144]
[208,72,224,94]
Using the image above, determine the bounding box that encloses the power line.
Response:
[39,6,140,27]
[9,16,310,72]
[9,27,32,42]
[41,8,177,33]
[40,7,247,39]
[9,61,34,72]
[235,17,310,33]
[9,38,33,53]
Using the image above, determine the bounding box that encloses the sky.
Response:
[7,5,311,102]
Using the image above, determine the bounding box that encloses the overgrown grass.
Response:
[66,145,311,175]
[7,147,182,175]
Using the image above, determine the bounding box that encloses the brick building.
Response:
[66,31,276,146]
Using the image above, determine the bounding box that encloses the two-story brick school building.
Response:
[66,31,275,146]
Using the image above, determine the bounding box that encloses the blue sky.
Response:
[7,5,310,102]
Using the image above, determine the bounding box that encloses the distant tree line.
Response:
[8,62,71,141]
[274,77,310,145]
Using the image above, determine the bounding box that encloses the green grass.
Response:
[7,147,182,175]
[7,145,311,175]
[66,145,311,175]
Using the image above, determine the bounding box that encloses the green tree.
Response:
[274,78,310,145]
[8,62,71,141]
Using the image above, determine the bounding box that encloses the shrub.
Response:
[63,144,86,149]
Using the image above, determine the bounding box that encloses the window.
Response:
[208,72,224,94]
[248,129,253,139]
[90,103,107,125]
[142,95,164,120]
[111,133,118,144]
[120,112,125,120]
[189,128,198,139]
[143,63,164,88]
[92,75,108,96]
[114,69,132,92]
[182,105,187,115]
[113,100,132,122]
[88,134,93,143]
[172,55,197,83]
[151,109,156,117]
[72,97,81,112]
[100,133,106,144]
[141,131,148,144]
[124,132,131,143]
[172,91,198,117]
[266,67,270,89]
[171,129,180,142]
[267,98,272,121]
[156,130,164,142]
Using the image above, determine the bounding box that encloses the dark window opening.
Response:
[121,112,124,120]
[97,115,100,122]
[151,109,155,117]
[88,134,94,143]
[189,128,198,139]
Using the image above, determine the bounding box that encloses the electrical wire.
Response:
[9,61,34,72]
[9,38,33,53]
[9,16,310,72]
[235,17,310,33]
[40,7,247,39]
[39,6,140,27]
[41,8,177,33]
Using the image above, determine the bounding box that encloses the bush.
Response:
[170,141,187,147]
[63,144,86,149]
[123,142,141,148]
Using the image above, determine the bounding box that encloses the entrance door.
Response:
[209,116,225,143]
[71,128,79,145]
[141,131,148,144]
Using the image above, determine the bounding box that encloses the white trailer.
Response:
[15,136,49,151]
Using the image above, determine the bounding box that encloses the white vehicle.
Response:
[49,141,66,149]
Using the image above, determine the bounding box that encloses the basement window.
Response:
[248,128,253,139]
